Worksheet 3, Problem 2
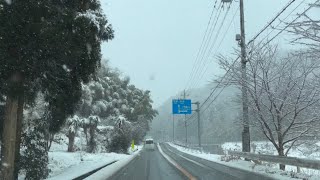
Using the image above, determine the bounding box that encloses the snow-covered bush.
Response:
[108,128,131,153]
[21,118,49,180]
[107,115,133,153]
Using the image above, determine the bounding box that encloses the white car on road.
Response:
[144,138,155,150]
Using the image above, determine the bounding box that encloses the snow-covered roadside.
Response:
[47,152,126,180]
[84,145,143,180]
[16,130,143,180]
[46,139,142,180]
[168,142,320,180]
[222,141,320,177]
[47,145,143,180]
[222,141,320,159]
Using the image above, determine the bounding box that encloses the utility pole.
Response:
[183,90,188,146]
[239,0,250,153]
[193,102,201,148]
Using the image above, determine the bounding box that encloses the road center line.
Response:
[157,143,197,180]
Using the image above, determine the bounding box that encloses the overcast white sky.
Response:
[100,0,315,107]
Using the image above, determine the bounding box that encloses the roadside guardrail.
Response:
[228,150,320,171]
[173,142,224,154]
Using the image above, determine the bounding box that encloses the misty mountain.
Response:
[151,84,239,144]
[150,83,267,145]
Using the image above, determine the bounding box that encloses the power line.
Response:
[195,5,240,89]
[187,84,227,128]
[187,116,197,126]
[189,0,308,100]
[201,85,227,114]
[248,0,306,51]
[190,4,232,90]
[185,56,240,124]
[188,3,232,91]
[200,56,239,108]
[247,0,298,45]
[259,0,317,49]
[184,0,314,126]
[185,0,316,143]
[190,3,223,80]
[187,5,223,91]
[185,1,221,90]
[199,0,316,113]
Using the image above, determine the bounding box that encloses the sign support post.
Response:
[172,98,192,145]
[172,115,175,142]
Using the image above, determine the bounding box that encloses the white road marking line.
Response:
[157,143,197,180]
[166,146,210,169]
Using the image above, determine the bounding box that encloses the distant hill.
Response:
[150,83,240,143]
[150,83,266,144]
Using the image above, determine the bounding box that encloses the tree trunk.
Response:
[88,125,96,153]
[67,131,76,152]
[47,133,54,151]
[14,95,24,180]
[1,95,20,180]
[1,72,24,180]
[278,146,286,170]
[84,126,88,145]
[277,116,285,170]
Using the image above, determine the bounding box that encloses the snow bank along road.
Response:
[99,143,276,180]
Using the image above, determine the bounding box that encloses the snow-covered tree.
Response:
[0,0,114,178]
[85,115,100,153]
[66,115,82,152]
[76,63,157,150]
[285,1,320,49]
[218,45,320,170]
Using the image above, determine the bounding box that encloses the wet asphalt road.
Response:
[108,143,275,180]
[108,144,185,180]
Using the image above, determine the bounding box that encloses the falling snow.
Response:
[62,64,71,72]
[2,162,9,167]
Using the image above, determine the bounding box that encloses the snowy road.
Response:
[107,143,275,180]
[108,144,185,180]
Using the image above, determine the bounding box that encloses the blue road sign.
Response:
[172,99,192,114]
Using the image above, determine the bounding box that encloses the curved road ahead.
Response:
[108,143,274,180]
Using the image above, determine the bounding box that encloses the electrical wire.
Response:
[259,0,317,50]
[186,0,310,122]
[247,0,298,45]
[188,4,231,91]
[185,0,315,130]
[183,0,315,126]
[195,5,240,88]
[188,0,304,91]
[248,0,307,51]
[192,0,310,102]
[185,1,221,90]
